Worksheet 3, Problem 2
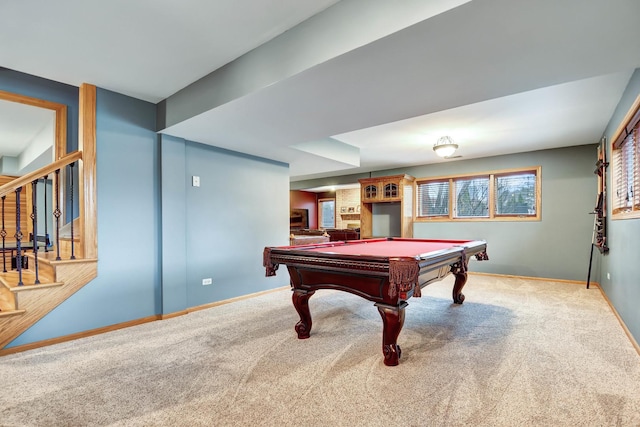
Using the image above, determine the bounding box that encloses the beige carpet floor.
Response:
[1,274,639,426]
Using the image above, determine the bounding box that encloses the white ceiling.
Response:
[2,0,639,184]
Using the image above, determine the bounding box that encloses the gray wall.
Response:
[295,138,640,346]
[372,203,401,237]
[600,69,640,344]
[295,145,597,282]
[403,146,596,281]
[8,84,291,348]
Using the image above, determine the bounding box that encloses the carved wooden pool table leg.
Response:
[375,301,408,366]
[451,271,468,304]
[451,253,469,304]
[292,289,315,339]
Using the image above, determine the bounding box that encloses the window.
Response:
[318,198,335,228]
[495,173,537,215]
[417,180,449,217]
[611,95,640,219]
[455,177,489,218]
[415,167,541,221]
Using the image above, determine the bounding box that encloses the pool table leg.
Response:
[375,301,408,366]
[292,289,315,339]
[452,271,468,304]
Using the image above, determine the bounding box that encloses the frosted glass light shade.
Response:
[433,136,458,157]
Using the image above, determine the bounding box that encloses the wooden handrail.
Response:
[0,151,82,199]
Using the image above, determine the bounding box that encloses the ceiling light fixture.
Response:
[433,136,458,158]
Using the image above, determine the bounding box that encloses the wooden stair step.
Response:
[0,270,46,288]
[26,250,83,264]
[0,309,26,318]
[0,283,16,311]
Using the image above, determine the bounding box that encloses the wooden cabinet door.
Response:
[381,181,400,200]
[362,183,379,202]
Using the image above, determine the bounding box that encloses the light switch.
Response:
[192,176,200,187]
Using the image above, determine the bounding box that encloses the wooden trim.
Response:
[78,84,98,259]
[0,151,82,199]
[0,260,98,349]
[0,314,160,356]
[415,166,540,183]
[472,272,638,355]
[318,197,336,228]
[0,89,67,161]
[184,286,289,314]
[4,279,636,360]
[55,102,68,160]
[611,93,640,149]
[596,284,640,357]
[469,271,595,286]
[612,210,640,220]
[160,310,189,320]
[415,166,541,222]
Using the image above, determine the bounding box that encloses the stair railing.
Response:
[0,151,83,286]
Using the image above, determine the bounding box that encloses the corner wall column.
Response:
[78,83,98,259]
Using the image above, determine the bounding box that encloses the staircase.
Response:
[0,251,97,349]
[0,83,98,353]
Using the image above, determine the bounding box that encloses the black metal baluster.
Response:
[43,175,49,253]
[1,196,6,273]
[54,169,61,261]
[69,162,76,260]
[31,180,40,284]
[15,187,23,286]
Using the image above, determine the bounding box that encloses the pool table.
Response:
[263,237,489,366]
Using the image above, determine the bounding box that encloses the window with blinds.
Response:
[416,180,449,217]
[415,167,541,221]
[495,173,537,216]
[611,100,640,219]
[455,177,489,217]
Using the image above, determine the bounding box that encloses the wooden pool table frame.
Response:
[264,237,488,366]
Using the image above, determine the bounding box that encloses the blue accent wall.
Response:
[9,88,160,346]
[160,134,188,314]
[182,141,289,306]
[159,135,291,312]
[7,79,290,348]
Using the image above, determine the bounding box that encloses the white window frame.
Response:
[318,198,336,229]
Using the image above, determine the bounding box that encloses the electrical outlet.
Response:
[202,278,212,285]
[607,273,611,280]
[192,176,200,187]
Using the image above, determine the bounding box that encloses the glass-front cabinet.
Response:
[363,184,378,201]
[361,179,404,202]
[358,174,415,238]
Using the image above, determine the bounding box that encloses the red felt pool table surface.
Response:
[305,238,475,258]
